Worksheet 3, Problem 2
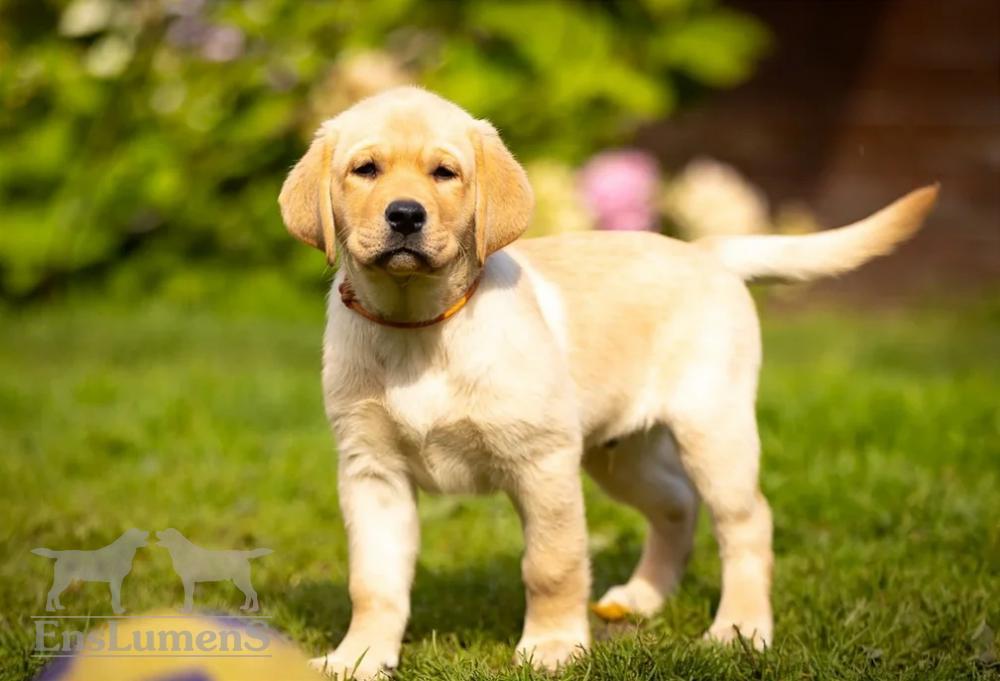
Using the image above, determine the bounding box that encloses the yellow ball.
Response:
[35,611,324,681]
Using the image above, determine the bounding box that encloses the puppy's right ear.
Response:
[278,125,339,265]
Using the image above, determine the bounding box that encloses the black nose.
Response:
[385,199,426,235]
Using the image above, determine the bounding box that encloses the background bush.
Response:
[0,0,768,299]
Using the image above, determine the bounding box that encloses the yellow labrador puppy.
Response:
[279,86,937,678]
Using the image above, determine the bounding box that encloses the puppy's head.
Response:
[123,528,149,548]
[279,87,533,276]
[155,528,182,548]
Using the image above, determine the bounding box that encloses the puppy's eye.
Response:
[432,165,457,181]
[352,162,378,178]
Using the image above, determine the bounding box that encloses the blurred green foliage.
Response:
[0,0,769,299]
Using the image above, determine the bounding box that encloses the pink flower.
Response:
[579,150,661,231]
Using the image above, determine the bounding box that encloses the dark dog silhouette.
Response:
[155,528,272,612]
[32,529,149,614]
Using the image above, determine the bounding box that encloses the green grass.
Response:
[1,284,997,680]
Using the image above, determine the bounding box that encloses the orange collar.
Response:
[338,275,482,329]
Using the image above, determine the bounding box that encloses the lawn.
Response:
[1,280,997,681]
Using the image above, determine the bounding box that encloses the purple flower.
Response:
[166,16,244,63]
[578,150,660,231]
[201,25,244,63]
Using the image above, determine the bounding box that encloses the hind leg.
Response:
[46,568,71,611]
[585,428,699,619]
[233,570,259,612]
[669,392,773,648]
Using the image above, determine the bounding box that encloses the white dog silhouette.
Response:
[155,528,272,612]
[32,528,149,614]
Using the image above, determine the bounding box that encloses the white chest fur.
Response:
[322,265,578,495]
[383,360,459,436]
[380,356,494,493]
[378,331,558,493]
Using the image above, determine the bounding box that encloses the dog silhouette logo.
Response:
[155,529,272,612]
[32,529,149,614]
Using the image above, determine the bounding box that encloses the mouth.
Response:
[376,247,431,273]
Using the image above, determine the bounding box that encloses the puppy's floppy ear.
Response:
[471,121,534,265]
[278,125,339,265]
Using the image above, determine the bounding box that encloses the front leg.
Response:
[181,579,195,612]
[509,447,591,671]
[310,452,419,680]
[109,578,125,615]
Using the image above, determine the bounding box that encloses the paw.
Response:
[592,581,664,621]
[112,606,125,615]
[515,635,588,672]
[703,617,771,650]
[309,639,398,680]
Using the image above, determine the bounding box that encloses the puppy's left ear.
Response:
[471,121,534,265]
[278,124,339,265]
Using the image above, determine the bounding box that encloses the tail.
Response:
[697,185,939,283]
[242,548,273,559]
[31,548,58,558]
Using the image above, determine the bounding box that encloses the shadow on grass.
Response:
[277,557,527,648]
[276,534,719,650]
